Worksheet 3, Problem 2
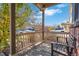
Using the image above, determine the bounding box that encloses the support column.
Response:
[10,3,16,55]
[42,10,45,40]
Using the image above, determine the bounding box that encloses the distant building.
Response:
[60,21,72,32]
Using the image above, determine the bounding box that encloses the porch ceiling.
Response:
[34,3,59,10]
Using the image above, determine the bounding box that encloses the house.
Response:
[60,21,72,32]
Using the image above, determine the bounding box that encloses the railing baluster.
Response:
[57,37,59,43]
[66,38,68,45]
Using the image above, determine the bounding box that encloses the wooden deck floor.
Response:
[16,40,64,56]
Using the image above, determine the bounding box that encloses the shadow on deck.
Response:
[16,40,59,56]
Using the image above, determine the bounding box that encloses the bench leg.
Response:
[51,43,53,56]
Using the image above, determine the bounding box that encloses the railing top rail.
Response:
[48,32,69,34]
[16,32,69,36]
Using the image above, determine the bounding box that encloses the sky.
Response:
[28,3,70,26]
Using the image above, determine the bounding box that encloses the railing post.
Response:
[51,43,53,56]
[74,37,78,55]
[66,38,68,45]
[65,38,70,55]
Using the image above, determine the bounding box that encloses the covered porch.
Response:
[0,3,77,56]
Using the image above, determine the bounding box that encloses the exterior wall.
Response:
[70,3,79,55]
[73,3,79,44]
[71,3,79,41]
